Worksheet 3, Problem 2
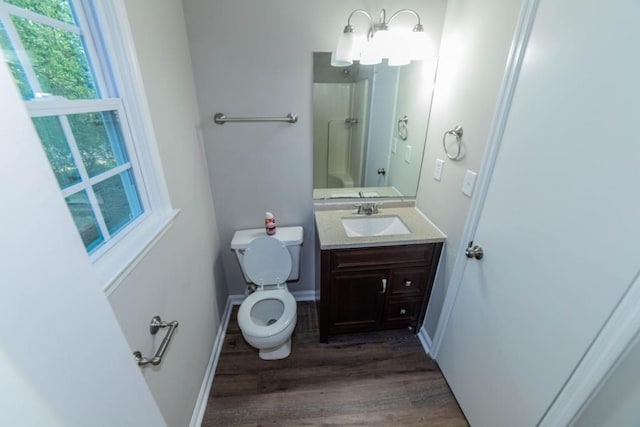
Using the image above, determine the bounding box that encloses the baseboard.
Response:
[417,326,433,356]
[189,289,318,426]
[189,297,234,427]
[292,289,319,301]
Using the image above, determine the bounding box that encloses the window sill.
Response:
[100,208,180,296]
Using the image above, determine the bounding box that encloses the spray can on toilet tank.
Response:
[265,212,276,235]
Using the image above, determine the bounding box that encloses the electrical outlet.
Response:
[433,158,444,181]
[462,170,478,197]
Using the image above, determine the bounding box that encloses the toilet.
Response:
[231,226,303,360]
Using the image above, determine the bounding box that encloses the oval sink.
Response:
[341,215,411,237]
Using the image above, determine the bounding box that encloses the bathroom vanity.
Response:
[314,205,445,343]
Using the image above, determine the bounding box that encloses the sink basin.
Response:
[341,215,411,237]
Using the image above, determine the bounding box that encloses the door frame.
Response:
[430,0,640,424]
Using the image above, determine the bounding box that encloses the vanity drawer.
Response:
[330,244,434,270]
[383,297,423,325]
[389,267,429,296]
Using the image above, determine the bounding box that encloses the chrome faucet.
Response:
[355,202,380,215]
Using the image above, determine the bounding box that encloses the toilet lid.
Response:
[243,237,292,285]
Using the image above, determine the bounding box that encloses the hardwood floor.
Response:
[202,301,468,426]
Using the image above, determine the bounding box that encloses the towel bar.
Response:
[133,315,179,367]
[213,112,298,124]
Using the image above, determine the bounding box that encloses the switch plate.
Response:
[462,170,478,197]
[391,137,398,154]
[405,145,412,163]
[433,158,444,181]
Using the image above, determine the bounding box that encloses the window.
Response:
[0,0,175,289]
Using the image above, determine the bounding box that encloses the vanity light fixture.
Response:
[333,8,433,67]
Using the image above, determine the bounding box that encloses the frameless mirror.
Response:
[312,52,438,200]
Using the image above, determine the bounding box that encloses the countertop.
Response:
[314,205,446,250]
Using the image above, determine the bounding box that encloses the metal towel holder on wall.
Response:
[442,125,464,160]
[133,315,179,367]
[213,112,298,124]
[397,115,409,140]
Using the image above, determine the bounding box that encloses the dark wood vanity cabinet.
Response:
[319,242,443,343]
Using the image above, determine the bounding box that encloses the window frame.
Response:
[0,0,178,292]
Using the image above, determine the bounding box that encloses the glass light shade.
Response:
[369,29,394,59]
[330,52,352,67]
[387,30,411,66]
[387,54,410,66]
[335,31,356,63]
[409,30,435,60]
[359,40,382,65]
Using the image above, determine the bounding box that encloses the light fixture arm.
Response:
[387,8,421,25]
[343,9,373,33]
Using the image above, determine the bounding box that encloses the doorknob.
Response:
[377,168,386,176]
[465,242,484,260]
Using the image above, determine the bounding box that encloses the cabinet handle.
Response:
[400,308,406,315]
[404,280,412,287]
[381,278,387,293]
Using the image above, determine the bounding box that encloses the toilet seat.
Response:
[237,288,296,338]
[243,236,292,286]
[238,237,296,339]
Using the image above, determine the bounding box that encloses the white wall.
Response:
[183,0,447,296]
[415,0,523,337]
[105,1,225,426]
[0,51,166,427]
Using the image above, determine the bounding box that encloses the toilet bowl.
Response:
[237,287,296,360]
[231,228,303,360]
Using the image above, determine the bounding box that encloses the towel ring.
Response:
[443,126,464,160]
[397,116,408,141]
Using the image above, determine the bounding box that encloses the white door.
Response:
[364,66,398,187]
[0,58,166,425]
[436,1,640,426]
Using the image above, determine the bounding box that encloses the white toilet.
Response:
[231,226,303,360]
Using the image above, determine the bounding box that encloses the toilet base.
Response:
[258,337,291,360]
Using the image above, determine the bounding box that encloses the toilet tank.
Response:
[231,226,303,282]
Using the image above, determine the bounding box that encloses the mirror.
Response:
[312,52,438,199]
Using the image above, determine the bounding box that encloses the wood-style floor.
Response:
[202,301,468,426]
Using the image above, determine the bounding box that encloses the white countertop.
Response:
[314,205,446,250]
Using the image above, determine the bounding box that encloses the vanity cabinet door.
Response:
[328,270,388,334]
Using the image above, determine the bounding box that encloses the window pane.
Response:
[12,16,97,99]
[68,111,129,177]
[4,0,76,25]
[65,190,104,252]
[0,21,33,99]
[32,116,81,189]
[93,170,143,235]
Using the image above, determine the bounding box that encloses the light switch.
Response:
[433,158,444,181]
[391,137,398,154]
[404,145,412,163]
[462,170,478,197]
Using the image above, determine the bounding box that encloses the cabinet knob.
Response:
[404,280,412,287]
[399,308,406,315]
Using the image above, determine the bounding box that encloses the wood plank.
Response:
[202,302,467,426]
